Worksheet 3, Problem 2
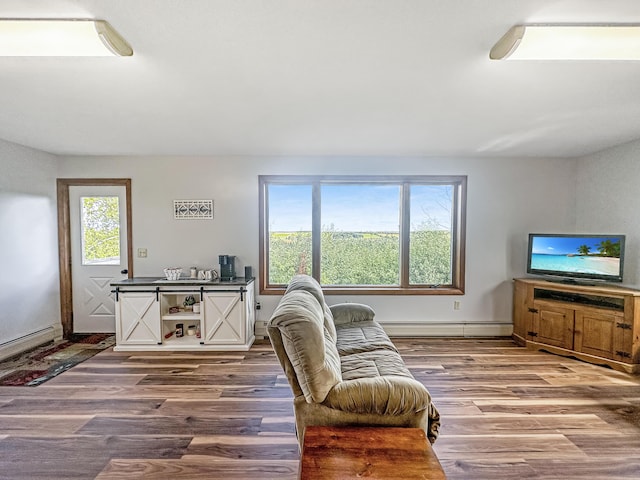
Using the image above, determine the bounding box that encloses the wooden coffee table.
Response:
[299,426,446,479]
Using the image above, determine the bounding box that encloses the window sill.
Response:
[260,285,465,296]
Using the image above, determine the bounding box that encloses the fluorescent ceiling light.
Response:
[0,19,133,56]
[490,24,640,60]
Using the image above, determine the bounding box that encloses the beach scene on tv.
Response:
[530,236,622,276]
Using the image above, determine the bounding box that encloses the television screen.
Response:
[527,234,625,283]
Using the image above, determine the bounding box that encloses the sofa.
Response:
[267,274,440,448]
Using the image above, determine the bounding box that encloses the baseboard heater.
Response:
[0,326,56,362]
[255,321,514,339]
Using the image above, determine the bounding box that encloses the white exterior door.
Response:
[70,185,129,333]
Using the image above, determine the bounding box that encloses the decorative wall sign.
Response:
[173,200,214,220]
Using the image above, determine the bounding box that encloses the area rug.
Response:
[0,333,115,386]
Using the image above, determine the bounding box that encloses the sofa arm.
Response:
[322,376,432,416]
[329,303,375,325]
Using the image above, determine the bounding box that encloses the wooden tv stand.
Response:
[513,278,640,373]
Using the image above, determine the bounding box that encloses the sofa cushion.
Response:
[335,321,398,356]
[323,349,432,416]
[339,349,413,380]
[268,289,342,403]
[330,303,376,325]
[285,274,325,304]
[323,375,432,416]
[285,274,337,343]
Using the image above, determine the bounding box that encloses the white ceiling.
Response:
[1,0,640,158]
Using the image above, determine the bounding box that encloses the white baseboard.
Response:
[255,320,513,339]
[381,322,513,337]
[255,321,268,339]
[0,326,60,362]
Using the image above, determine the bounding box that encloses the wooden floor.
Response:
[0,338,639,479]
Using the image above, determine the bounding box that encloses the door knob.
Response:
[120,269,128,274]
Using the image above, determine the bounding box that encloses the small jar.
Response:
[176,323,184,338]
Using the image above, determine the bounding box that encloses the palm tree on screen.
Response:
[577,245,591,255]
[595,240,620,257]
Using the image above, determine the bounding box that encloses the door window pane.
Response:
[409,185,453,285]
[80,196,121,265]
[321,184,400,285]
[267,184,312,284]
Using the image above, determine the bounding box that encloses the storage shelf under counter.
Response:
[162,312,201,321]
[111,277,255,352]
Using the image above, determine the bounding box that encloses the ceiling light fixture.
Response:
[490,24,640,60]
[0,19,133,56]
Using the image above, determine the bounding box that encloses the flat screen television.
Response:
[527,233,625,284]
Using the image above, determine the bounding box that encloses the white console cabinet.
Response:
[112,278,255,351]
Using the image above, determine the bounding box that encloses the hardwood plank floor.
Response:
[0,338,639,479]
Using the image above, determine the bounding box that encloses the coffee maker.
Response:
[218,255,236,281]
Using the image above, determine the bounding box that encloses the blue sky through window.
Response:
[322,184,399,232]
[268,185,312,232]
[268,183,452,232]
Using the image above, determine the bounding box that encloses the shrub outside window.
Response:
[80,196,121,265]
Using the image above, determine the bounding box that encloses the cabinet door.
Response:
[244,283,255,341]
[574,310,625,361]
[116,293,161,345]
[532,302,574,349]
[513,281,531,342]
[202,292,244,345]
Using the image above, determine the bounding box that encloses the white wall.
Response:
[58,154,577,337]
[2,133,633,348]
[575,138,640,288]
[0,139,61,359]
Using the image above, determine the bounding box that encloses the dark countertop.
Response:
[111,277,254,287]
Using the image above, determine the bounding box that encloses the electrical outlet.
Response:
[137,248,147,258]
[454,301,461,310]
